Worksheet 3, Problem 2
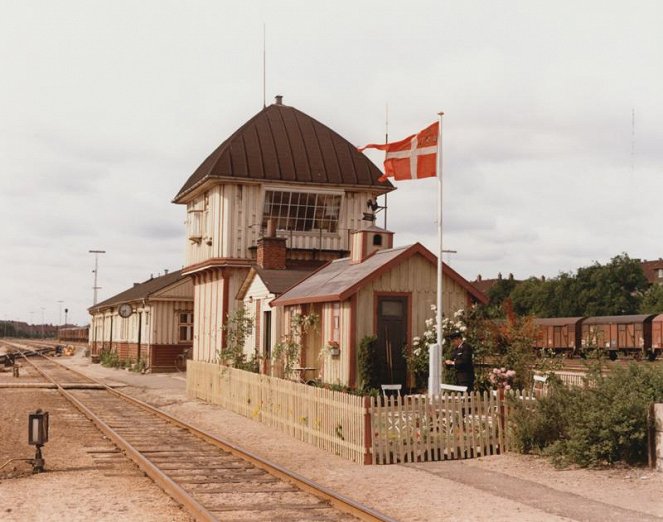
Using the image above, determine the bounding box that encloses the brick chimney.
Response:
[350,225,394,264]
[257,219,286,270]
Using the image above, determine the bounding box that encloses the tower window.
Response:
[262,190,341,233]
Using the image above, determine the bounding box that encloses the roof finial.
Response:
[275,95,283,105]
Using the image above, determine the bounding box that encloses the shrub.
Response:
[357,335,378,392]
[100,350,120,368]
[510,364,663,467]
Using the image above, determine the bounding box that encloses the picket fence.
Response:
[369,391,527,464]
[554,371,587,388]
[186,361,529,465]
[187,361,370,463]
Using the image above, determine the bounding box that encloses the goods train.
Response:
[533,314,663,361]
[57,326,89,343]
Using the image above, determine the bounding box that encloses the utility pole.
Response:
[89,250,106,305]
[57,300,64,326]
[40,307,45,338]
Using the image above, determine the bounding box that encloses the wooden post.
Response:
[648,403,656,469]
[498,387,505,453]
[363,395,373,465]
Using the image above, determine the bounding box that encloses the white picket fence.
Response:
[187,361,370,464]
[369,391,524,464]
[186,360,531,465]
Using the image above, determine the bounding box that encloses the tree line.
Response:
[487,253,663,317]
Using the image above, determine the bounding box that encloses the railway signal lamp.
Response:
[28,409,49,473]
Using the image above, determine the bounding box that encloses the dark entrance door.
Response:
[375,296,408,388]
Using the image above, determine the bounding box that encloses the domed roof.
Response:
[173,100,393,202]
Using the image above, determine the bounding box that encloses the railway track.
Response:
[12,345,395,522]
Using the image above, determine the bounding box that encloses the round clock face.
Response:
[118,303,133,318]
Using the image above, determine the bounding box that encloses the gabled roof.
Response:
[236,267,319,300]
[88,270,190,312]
[173,101,395,202]
[271,243,488,306]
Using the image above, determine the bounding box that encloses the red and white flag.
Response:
[359,121,439,182]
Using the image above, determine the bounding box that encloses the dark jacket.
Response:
[451,342,474,390]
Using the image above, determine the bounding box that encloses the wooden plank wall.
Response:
[187,360,368,464]
[184,183,378,267]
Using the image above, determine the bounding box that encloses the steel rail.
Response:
[20,348,396,522]
[19,352,218,522]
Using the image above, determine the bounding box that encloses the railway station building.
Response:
[174,97,486,384]
[88,270,193,371]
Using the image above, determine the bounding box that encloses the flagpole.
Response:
[428,112,444,398]
[436,112,444,380]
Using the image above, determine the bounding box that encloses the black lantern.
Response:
[28,409,48,473]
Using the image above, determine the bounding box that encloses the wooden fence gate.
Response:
[370,391,517,464]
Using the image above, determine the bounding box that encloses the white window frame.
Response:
[262,188,343,235]
[178,312,194,343]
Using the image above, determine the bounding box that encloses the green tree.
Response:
[639,284,663,314]
[488,276,519,308]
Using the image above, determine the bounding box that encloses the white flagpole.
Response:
[428,112,444,397]
[436,112,444,381]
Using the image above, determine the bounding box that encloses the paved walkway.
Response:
[407,461,662,522]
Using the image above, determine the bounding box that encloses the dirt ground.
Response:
[2,349,662,521]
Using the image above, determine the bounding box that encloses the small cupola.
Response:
[350,225,394,264]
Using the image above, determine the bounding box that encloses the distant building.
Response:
[88,270,193,371]
[472,272,519,297]
[640,259,663,286]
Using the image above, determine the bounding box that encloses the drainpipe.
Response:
[137,310,142,365]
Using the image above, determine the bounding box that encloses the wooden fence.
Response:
[187,361,536,465]
[187,361,370,464]
[554,371,587,388]
[369,391,527,464]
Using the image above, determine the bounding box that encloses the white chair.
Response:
[533,374,548,397]
[440,383,468,393]
[381,384,402,397]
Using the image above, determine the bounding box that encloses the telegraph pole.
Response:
[89,250,106,305]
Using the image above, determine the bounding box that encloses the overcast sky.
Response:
[1,1,662,325]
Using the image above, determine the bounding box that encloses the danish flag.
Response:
[358,121,439,182]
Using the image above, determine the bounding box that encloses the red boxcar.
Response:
[581,314,655,360]
[534,317,584,356]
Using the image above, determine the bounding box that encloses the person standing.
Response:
[444,331,475,391]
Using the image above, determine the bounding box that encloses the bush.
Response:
[510,364,663,467]
[100,350,120,368]
[357,335,378,392]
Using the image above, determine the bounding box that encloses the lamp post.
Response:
[89,250,106,306]
[40,307,45,338]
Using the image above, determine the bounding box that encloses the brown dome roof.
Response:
[173,101,394,202]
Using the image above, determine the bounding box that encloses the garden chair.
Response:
[380,384,402,398]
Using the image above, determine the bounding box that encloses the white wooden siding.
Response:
[184,182,378,267]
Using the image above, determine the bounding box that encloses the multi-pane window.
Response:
[262,190,341,233]
[178,312,193,343]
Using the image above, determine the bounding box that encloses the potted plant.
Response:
[326,340,340,357]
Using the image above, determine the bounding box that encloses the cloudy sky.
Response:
[1,1,662,325]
